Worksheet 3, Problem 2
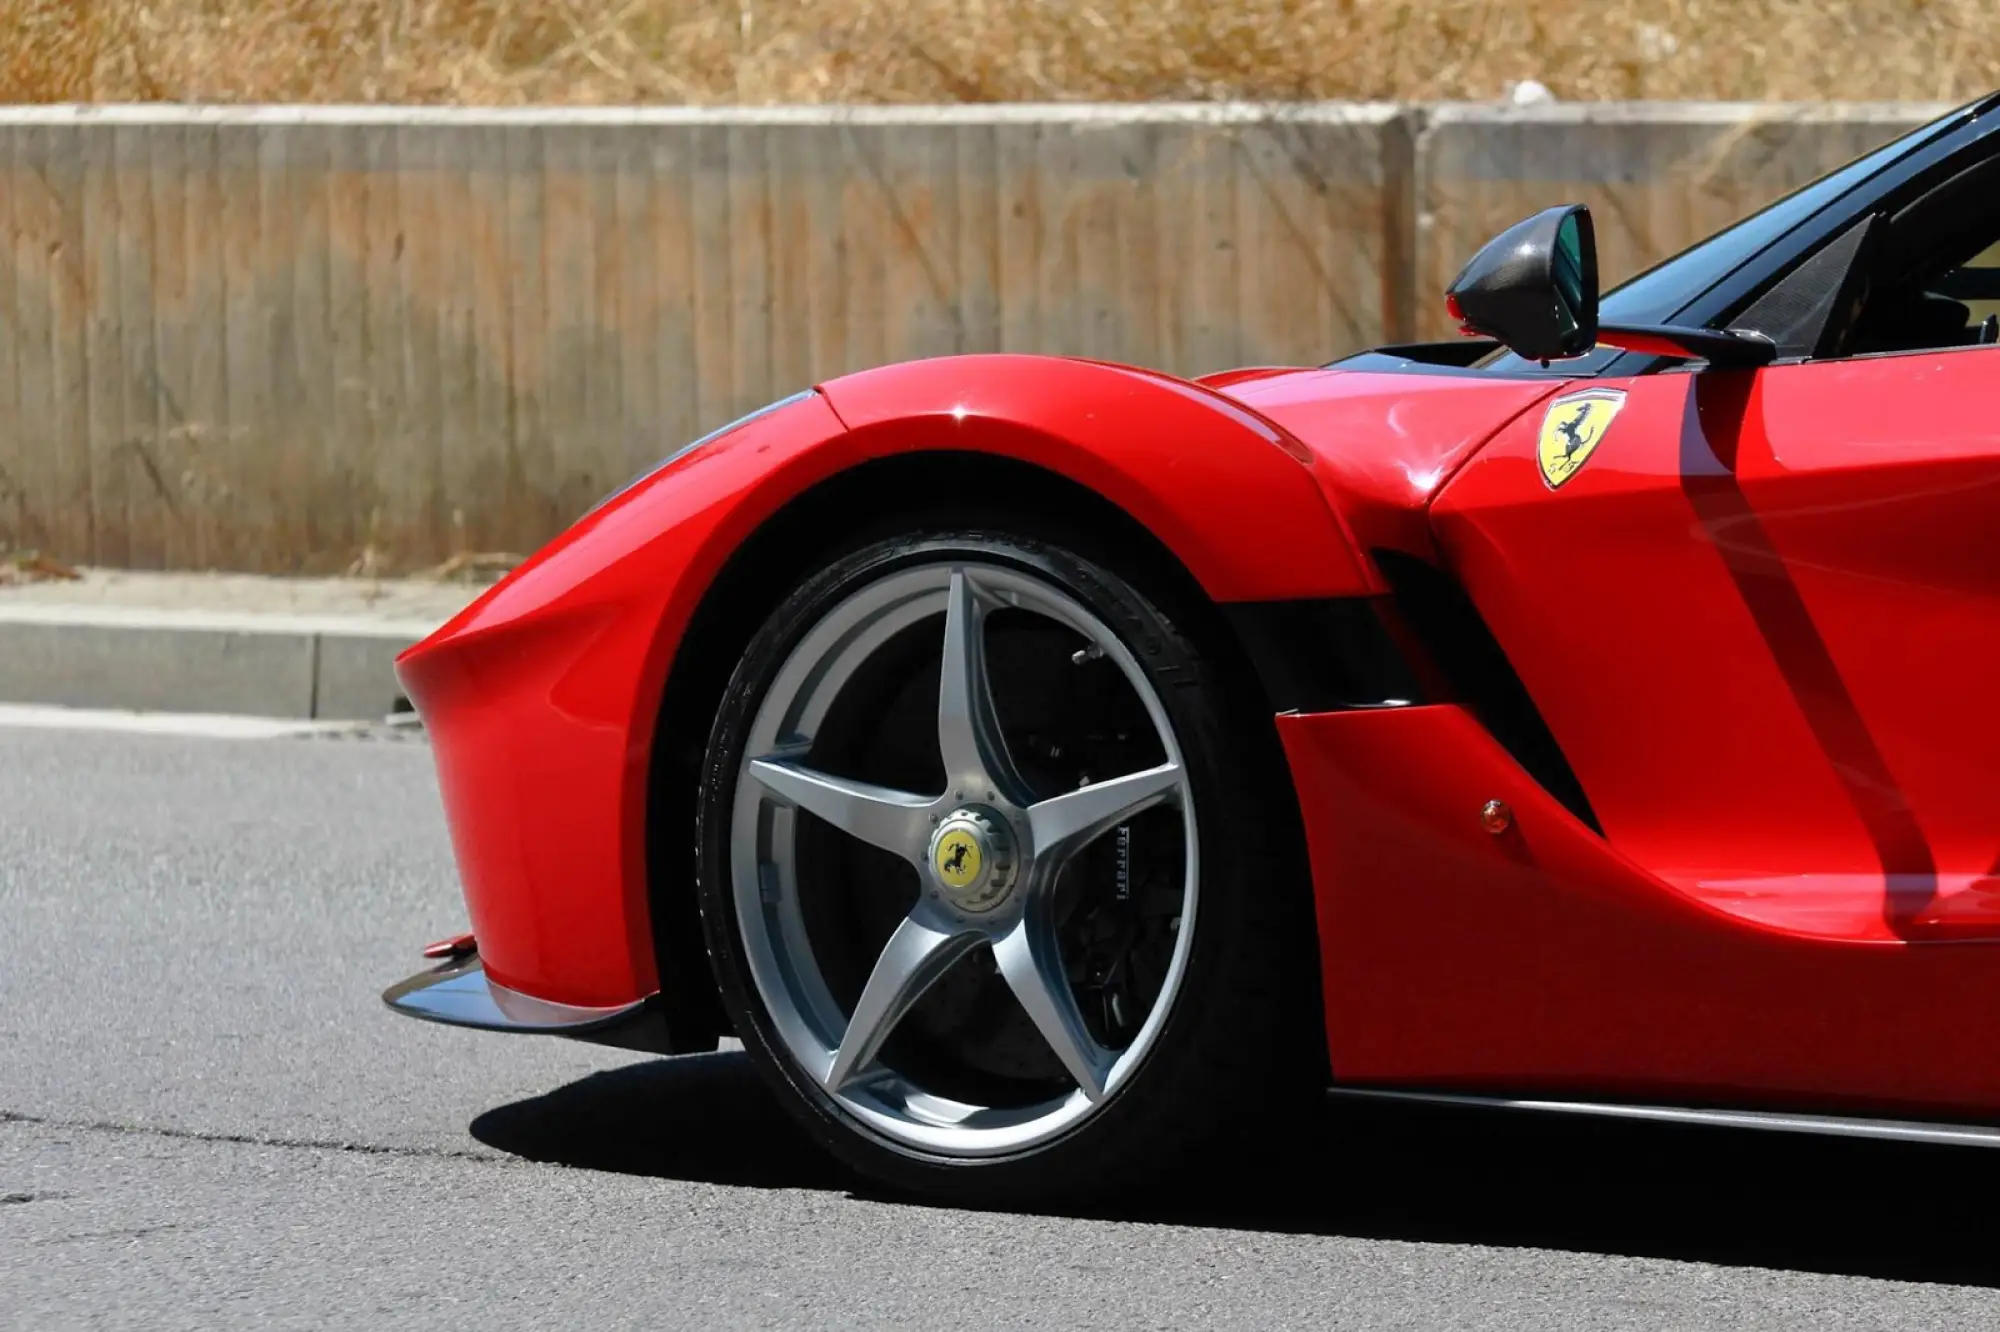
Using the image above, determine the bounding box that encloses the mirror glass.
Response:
[1551,213,1586,341]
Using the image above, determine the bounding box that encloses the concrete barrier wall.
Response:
[0,102,1946,573]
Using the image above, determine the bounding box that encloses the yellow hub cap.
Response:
[927,807,1016,913]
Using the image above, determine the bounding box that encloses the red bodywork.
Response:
[399,343,2000,1118]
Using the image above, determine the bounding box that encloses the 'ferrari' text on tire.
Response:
[695,529,1320,1203]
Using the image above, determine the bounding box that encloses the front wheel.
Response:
[695,529,1319,1204]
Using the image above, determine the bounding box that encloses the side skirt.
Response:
[1328,1086,2000,1150]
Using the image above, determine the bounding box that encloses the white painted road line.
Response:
[0,703,371,738]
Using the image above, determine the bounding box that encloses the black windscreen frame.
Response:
[1730,213,1883,359]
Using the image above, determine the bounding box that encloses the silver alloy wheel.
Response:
[728,560,1200,1157]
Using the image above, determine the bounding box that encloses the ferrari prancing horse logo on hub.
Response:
[1537,388,1627,490]
[934,830,982,888]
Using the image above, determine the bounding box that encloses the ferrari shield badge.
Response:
[1536,388,1626,489]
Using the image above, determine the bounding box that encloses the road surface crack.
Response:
[0,1109,509,1167]
[36,1222,186,1247]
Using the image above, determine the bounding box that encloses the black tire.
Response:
[694,527,1322,1206]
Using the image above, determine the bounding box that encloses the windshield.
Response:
[1479,103,1976,374]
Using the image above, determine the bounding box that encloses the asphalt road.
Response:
[6,726,2000,1330]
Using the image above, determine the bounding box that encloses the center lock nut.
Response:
[927,806,1018,913]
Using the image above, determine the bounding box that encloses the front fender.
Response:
[396,354,1376,1011]
[817,354,1373,602]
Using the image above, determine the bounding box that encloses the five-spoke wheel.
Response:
[697,531,1313,1201]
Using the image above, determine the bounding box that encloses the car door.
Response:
[1431,330,2000,944]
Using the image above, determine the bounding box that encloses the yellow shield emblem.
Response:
[1536,388,1626,489]
[934,830,982,888]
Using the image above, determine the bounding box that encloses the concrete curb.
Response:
[0,606,433,721]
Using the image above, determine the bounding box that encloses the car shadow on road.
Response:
[471,1051,2000,1289]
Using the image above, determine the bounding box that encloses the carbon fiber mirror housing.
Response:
[1446,204,1600,362]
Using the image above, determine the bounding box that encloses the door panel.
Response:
[1432,347,2000,941]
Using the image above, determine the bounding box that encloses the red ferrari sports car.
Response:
[387,91,2000,1203]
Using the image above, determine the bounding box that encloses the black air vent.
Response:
[1373,549,1602,833]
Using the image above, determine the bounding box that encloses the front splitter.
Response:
[382,953,672,1054]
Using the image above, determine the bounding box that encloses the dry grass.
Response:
[3,0,1997,106]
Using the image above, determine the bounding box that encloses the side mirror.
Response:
[1445,205,1599,362]
[1445,204,1779,370]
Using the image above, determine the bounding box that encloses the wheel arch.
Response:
[645,448,1325,1049]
